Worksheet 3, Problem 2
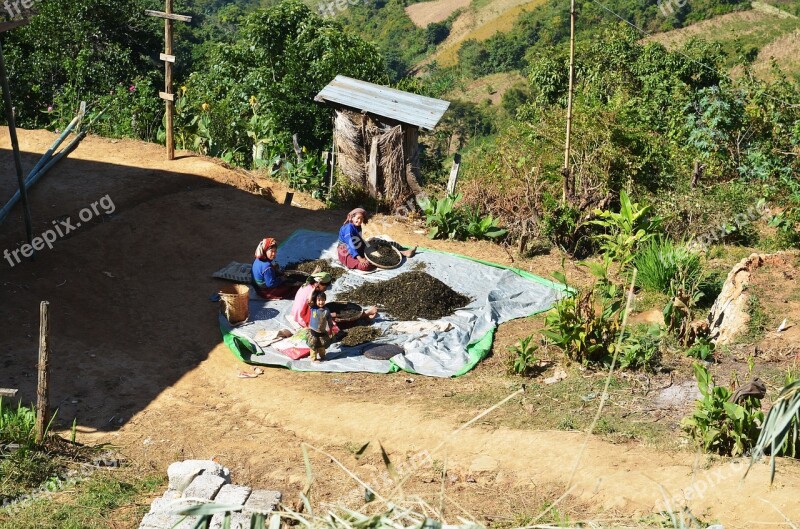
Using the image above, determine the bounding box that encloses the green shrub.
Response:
[507,335,538,375]
[686,337,715,361]
[681,363,764,456]
[633,237,703,296]
[541,268,624,366]
[416,193,508,241]
[747,376,800,484]
[619,324,662,371]
[590,190,661,267]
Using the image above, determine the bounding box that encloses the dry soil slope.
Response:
[645,2,800,79]
[406,0,472,26]
[412,0,546,68]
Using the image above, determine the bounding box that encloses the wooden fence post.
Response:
[446,153,461,195]
[36,301,50,444]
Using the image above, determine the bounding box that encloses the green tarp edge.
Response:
[220,230,570,376]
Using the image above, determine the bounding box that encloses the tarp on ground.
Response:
[220,229,567,377]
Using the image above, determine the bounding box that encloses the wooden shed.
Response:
[315,75,450,210]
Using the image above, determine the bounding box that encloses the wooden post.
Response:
[446,153,461,195]
[292,133,303,163]
[562,0,576,204]
[0,40,34,247]
[36,301,50,444]
[146,5,191,161]
[367,137,378,198]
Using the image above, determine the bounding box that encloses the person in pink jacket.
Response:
[290,272,332,328]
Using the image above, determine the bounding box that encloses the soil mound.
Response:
[342,271,470,321]
[339,326,382,346]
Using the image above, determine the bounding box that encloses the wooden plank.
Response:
[367,137,378,199]
[446,153,461,195]
[36,301,50,444]
[159,53,176,63]
[144,10,192,22]
[159,91,174,101]
[283,192,294,206]
[0,18,31,33]
[0,388,18,398]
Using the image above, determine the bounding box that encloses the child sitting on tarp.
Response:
[307,292,339,362]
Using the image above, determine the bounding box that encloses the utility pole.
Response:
[562,0,576,204]
[146,1,191,160]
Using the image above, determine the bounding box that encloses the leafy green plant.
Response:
[541,268,624,366]
[283,153,327,199]
[681,363,764,456]
[416,194,508,241]
[507,335,538,375]
[619,324,662,371]
[685,337,715,361]
[0,398,38,449]
[747,377,800,484]
[591,190,661,266]
[464,207,508,240]
[416,193,466,240]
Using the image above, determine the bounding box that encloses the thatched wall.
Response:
[333,109,421,209]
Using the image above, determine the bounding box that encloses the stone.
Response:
[209,484,253,529]
[182,474,227,500]
[243,489,281,515]
[167,460,231,493]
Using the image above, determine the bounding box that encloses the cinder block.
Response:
[167,460,231,492]
[182,474,227,500]
[243,489,281,515]
[209,484,253,529]
[138,510,183,529]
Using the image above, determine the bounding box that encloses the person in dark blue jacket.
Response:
[251,237,298,300]
[337,208,415,270]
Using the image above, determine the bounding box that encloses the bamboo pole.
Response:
[562,0,576,204]
[0,40,33,245]
[36,301,50,444]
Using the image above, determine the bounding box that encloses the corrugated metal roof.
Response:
[315,75,450,131]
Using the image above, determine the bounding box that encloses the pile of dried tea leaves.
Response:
[338,326,382,347]
[342,271,470,321]
[365,239,401,267]
[284,259,345,282]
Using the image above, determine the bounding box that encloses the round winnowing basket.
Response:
[219,284,250,324]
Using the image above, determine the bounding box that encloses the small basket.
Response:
[219,284,250,324]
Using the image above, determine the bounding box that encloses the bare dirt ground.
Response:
[406,0,471,27]
[2,128,800,528]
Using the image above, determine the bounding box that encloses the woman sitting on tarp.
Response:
[290,271,378,330]
[251,237,299,300]
[337,208,415,271]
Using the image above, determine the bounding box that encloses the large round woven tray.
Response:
[362,343,403,360]
[364,239,402,270]
[325,302,363,324]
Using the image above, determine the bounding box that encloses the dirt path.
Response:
[1,128,799,527]
[406,0,471,27]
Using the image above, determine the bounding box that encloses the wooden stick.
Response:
[0,388,18,398]
[165,0,174,160]
[36,301,50,444]
[0,41,33,246]
[562,0,576,204]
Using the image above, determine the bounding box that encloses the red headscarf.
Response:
[344,207,367,225]
[254,237,277,260]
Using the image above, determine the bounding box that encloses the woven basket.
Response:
[364,241,402,270]
[219,284,250,324]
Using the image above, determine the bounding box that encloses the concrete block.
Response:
[209,484,253,529]
[168,460,231,492]
[138,510,183,529]
[182,474,227,500]
[243,489,281,515]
